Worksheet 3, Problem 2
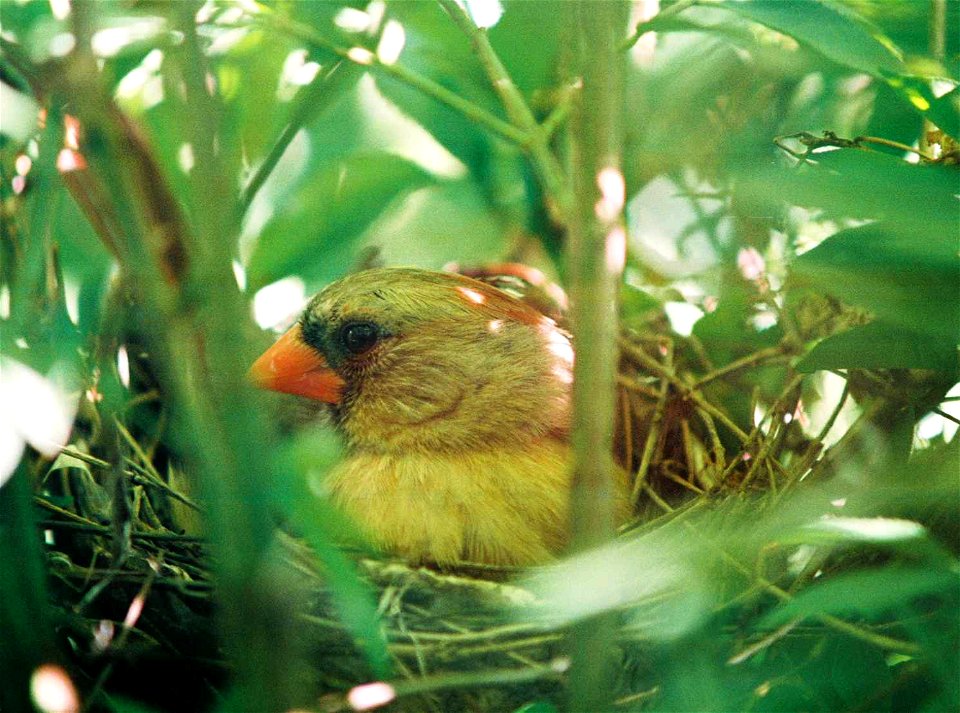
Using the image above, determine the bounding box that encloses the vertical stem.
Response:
[929,0,946,59]
[920,0,946,156]
[566,1,630,711]
[173,5,305,709]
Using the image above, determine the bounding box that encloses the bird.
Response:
[249,267,635,567]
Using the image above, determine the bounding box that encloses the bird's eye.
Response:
[340,321,380,355]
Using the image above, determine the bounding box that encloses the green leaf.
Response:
[790,223,959,347]
[488,1,566,96]
[512,703,560,713]
[761,565,959,628]
[777,148,957,231]
[775,516,955,566]
[926,84,960,138]
[714,0,904,76]
[797,321,959,372]
[246,153,433,290]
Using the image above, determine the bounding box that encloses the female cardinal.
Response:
[250,268,631,566]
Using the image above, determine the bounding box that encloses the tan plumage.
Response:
[251,268,631,566]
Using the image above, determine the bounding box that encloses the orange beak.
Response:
[248,324,345,403]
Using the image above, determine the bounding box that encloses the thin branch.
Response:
[693,346,786,388]
[933,407,960,427]
[632,343,672,504]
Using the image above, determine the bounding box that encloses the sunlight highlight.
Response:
[0,358,78,486]
[810,516,926,543]
[376,20,406,65]
[462,0,504,28]
[30,664,79,713]
[56,149,86,173]
[117,345,131,388]
[457,286,487,305]
[49,0,71,20]
[253,276,307,330]
[347,682,396,711]
[347,47,376,65]
[595,166,625,222]
[606,225,626,273]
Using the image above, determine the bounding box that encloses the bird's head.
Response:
[249,268,573,454]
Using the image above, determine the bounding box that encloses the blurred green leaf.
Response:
[777,516,955,566]
[762,566,959,627]
[714,0,904,76]
[763,150,957,230]
[798,321,959,372]
[790,223,959,347]
[246,153,433,290]
[487,1,565,98]
[522,524,713,639]
[277,426,390,679]
[926,85,960,138]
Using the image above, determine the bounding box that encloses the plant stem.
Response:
[920,0,947,156]
[565,1,631,711]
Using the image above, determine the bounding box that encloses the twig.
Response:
[919,0,944,162]
[642,483,674,514]
[332,660,567,712]
[617,373,662,399]
[56,446,111,469]
[622,337,754,444]
[40,519,204,544]
[727,619,801,665]
[737,373,804,489]
[81,565,158,712]
[785,381,850,487]
[115,418,203,511]
[693,346,786,388]
[540,83,577,139]
[933,407,960,427]
[632,343,672,504]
